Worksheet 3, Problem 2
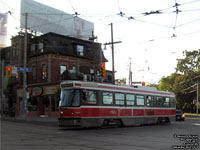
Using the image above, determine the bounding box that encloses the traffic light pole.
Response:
[23,12,28,118]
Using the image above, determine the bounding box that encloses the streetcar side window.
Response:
[102,92,113,105]
[126,94,135,106]
[170,97,176,108]
[82,90,97,105]
[146,95,154,107]
[163,97,170,107]
[136,95,145,106]
[115,93,125,105]
[156,96,163,107]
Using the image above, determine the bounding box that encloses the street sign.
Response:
[12,66,18,75]
[17,67,32,72]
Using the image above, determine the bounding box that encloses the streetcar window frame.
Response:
[126,93,135,106]
[59,89,81,107]
[170,97,176,108]
[136,95,145,106]
[163,97,170,107]
[102,91,114,105]
[115,93,125,106]
[146,95,154,107]
[82,90,97,105]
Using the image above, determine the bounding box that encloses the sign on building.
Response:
[20,0,94,40]
[0,13,8,48]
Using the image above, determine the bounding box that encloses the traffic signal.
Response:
[100,62,106,78]
[6,66,12,77]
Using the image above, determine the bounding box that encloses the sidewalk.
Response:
[1,115,58,126]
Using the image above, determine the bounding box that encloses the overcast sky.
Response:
[1,0,200,84]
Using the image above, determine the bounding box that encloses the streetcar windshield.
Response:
[59,89,80,107]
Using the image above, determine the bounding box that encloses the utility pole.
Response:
[111,23,115,85]
[23,12,28,118]
[129,59,132,85]
[197,80,199,115]
[104,23,122,85]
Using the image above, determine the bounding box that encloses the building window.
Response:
[136,95,145,106]
[77,45,84,56]
[115,93,125,105]
[102,92,113,105]
[38,42,44,53]
[60,65,67,75]
[31,44,36,54]
[42,64,47,80]
[32,66,36,81]
[126,94,135,105]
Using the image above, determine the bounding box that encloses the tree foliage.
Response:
[158,49,200,112]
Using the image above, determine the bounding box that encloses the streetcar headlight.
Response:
[60,111,64,114]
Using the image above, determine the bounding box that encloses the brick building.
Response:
[1,32,109,118]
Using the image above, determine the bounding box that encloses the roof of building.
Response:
[29,32,107,62]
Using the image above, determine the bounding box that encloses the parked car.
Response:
[176,110,185,121]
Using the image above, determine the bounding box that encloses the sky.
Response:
[0,0,200,84]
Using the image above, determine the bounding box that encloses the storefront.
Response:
[16,84,60,118]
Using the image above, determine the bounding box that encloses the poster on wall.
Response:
[0,13,8,48]
[20,0,94,40]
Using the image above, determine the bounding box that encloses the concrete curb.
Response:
[185,115,200,118]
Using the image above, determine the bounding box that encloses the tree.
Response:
[115,78,126,85]
[157,49,200,112]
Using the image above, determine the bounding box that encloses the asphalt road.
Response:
[1,118,200,150]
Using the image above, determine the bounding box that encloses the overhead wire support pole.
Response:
[104,23,122,85]
[197,80,199,116]
[23,12,28,118]
[111,23,115,85]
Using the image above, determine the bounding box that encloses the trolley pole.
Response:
[23,12,28,118]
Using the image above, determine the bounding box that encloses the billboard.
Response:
[0,13,8,48]
[20,0,94,40]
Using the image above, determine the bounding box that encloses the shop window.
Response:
[42,64,47,80]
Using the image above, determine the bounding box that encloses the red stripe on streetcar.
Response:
[75,83,82,86]
[59,107,176,118]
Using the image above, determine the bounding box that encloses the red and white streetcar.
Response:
[58,80,176,127]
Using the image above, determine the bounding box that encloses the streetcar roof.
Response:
[60,80,175,97]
